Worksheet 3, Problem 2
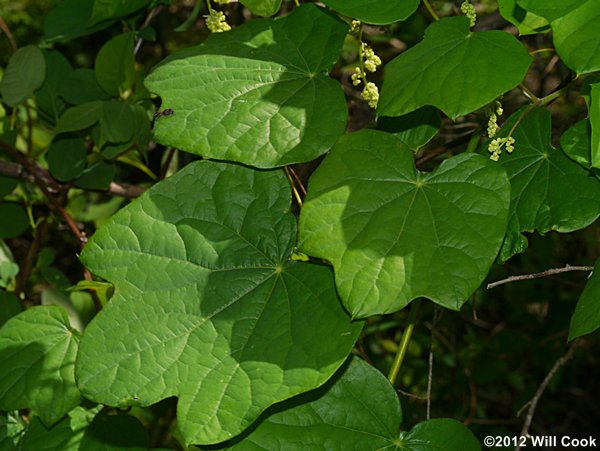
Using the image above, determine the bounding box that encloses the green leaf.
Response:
[377,106,441,152]
[80,412,150,450]
[74,162,116,190]
[320,0,419,25]
[0,176,17,198]
[378,17,532,120]
[0,306,81,427]
[569,260,600,341]
[239,0,282,17]
[516,0,580,21]
[552,1,600,75]
[99,101,135,145]
[497,0,549,36]
[36,51,72,124]
[590,83,600,169]
[89,0,152,26]
[398,418,481,450]
[232,357,402,449]
[145,4,348,168]
[59,69,111,105]
[44,0,117,43]
[560,120,592,169]
[0,290,22,328]
[95,32,135,97]
[76,161,361,445]
[0,45,46,107]
[1,411,26,451]
[41,289,88,333]
[492,108,600,261]
[46,137,88,182]
[298,130,510,318]
[21,405,101,451]
[55,101,103,135]
[0,241,19,290]
[0,203,29,239]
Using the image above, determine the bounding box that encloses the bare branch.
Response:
[0,16,17,54]
[516,340,582,450]
[487,265,594,289]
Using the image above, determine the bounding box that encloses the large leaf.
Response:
[560,120,592,169]
[552,1,600,75]
[378,17,532,120]
[516,0,580,21]
[232,357,402,449]
[0,306,81,426]
[145,4,348,169]
[320,0,420,25]
[240,0,282,17]
[492,108,600,261]
[232,357,479,450]
[569,259,600,341]
[76,161,361,445]
[298,130,510,318]
[0,45,46,107]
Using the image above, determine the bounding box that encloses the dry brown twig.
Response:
[487,265,594,289]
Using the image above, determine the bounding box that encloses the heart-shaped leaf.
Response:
[552,1,600,75]
[491,108,600,261]
[298,130,510,318]
[378,17,532,119]
[76,161,361,445]
[144,4,348,169]
[320,0,420,25]
[232,357,402,449]
[230,357,480,450]
[0,306,81,427]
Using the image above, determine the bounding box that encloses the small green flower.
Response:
[349,20,361,36]
[205,9,231,33]
[361,43,381,73]
[361,82,379,108]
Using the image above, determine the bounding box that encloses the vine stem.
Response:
[0,16,17,53]
[487,265,594,289]
[515,341,582,450]
[422,0,440,21]
[388,299,421,385]
[284,166,303,208]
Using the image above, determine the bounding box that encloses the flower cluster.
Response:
[351,41,382,109]
[205,9,231,33]
[461,1,477,27]
[361,82,379,108]
[361,43,381,73]
[487,101,503,138]
[488,136,515,161]
[349,20,361,36]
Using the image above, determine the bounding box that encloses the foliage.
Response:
[1,0,600,449]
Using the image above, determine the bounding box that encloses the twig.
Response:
[426,308,441,420]
[15,219,48,299]
[284,166,303,208]
[397,389,428,401]
[287,166,307,196]
[487,265,594,289]
[0,16,17,54]
[134,5,164,55]
[0,156,144,198]
[516,341,581,450]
